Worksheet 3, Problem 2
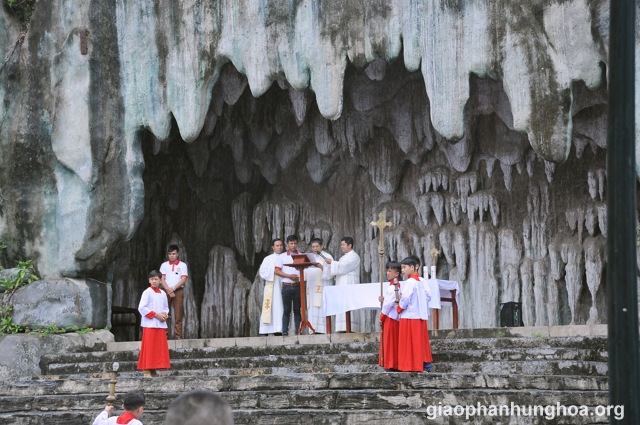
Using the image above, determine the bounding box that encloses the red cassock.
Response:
[378,315,400,370]
[137,286,171,370]
[396,274,433,372]
[421,320,433,363]
[397,318,428,372]
[137,327,170,370]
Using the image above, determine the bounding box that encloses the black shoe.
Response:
[274,332,282,336]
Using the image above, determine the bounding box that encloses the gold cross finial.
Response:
[429,247,440,266]
[371,212,393,301]
[370,212,392,238]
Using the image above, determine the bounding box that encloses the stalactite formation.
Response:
[0,0,638,337]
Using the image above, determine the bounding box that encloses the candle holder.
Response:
[105,362,119,413]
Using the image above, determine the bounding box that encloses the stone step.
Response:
[231,408,611,425]
[42,357,607,381]
[2,330,614,425]
[430,360,607,376]
[41,341,381,365]
[0,372,609,398]
[42,352,380,375]
[431,336,607,351]
[42,363,385,379]
[435,348,608,363]
[0,407,613,425]
[41,345,608,376]
[0,389,610,414]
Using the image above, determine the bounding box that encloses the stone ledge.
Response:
[429,324,608,339]
[106,325,608,352]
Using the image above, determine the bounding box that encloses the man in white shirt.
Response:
[259,238,285,335]
[324,237,360,332]
[274,235,301,336]
[160,245,188,340]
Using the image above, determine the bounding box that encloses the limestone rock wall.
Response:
[111,58,617,334]
[12,278,111,329]
[0,0,638,336]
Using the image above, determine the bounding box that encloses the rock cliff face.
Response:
[0,0,637,337]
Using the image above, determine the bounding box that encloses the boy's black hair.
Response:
[167,244,179,253]
[408,255,421,267]
[341,236,354,247]
[400,256,420,268]
[123,390,146,411]
[149,270,162,278]
[310,238,323,245]
[285,235,298,243]
[386,261,401,273]
[271,238,283,247]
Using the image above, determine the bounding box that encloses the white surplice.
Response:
[92,411,142,425]
[304,251,334,333]
[258,253,284,335]
[330,249,361,332]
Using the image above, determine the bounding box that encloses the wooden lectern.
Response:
[284,253,317,335]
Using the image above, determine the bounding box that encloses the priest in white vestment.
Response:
[259,239,285,335]
[304,238,334,334]
[325,236,361,332]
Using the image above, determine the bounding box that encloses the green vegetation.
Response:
[3,0,36,30]
[0,257,39,334]
[0,241,102,337]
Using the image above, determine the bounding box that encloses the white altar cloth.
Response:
[426,279,461,310]
[322,282,382,316]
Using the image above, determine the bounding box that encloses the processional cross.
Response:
[370,212,392,303]
[371,213,392,366]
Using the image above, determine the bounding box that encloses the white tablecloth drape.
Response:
[426,279,461,310]
[322,282,382,316]
[322,280,461,316]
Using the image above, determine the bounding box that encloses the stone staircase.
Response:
[0,326,612,424]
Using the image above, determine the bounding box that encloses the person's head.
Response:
[167,245,180,262]
[408,255,421,269]
[340,237,354,253]
[386,261,401,281]
[400,257,420,278]
[149,270,162,287]
[163,390,234,425]
[285,235,298,252]
[123,390,145,418]
[310,238,324,253]
[271,238,284,254]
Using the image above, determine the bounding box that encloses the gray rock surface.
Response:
[0,329,113,379]
[11,279,111,329]
[0,0,637,336]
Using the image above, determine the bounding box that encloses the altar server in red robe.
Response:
[396,256,433,372]
[137,270,170,377]
[378,261,402,370]
[408,255,434,372]
[92,390,146,425]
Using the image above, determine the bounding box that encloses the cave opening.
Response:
[109,57,614,342]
